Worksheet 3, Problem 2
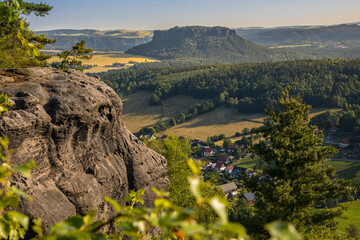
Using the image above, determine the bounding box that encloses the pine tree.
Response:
[246,88,352,237]
[57,40,93,71]
[0,0,56,68]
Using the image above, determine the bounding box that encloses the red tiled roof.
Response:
[219,154,229,161]
[227,143,238,150]
[204,148,213,153]
[215,162,224,169]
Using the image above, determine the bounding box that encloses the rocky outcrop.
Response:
[151,26,236,41]
[0,68,169,231]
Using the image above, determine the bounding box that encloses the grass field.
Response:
[121,91,207,133]
[48,52,158,73]
[326,160,360,179]
[337,200,360,233]
[161,107,265,140]
[234,157,260,170]
[160,107,338,141]
[233,157,360,179]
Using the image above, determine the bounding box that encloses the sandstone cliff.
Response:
[0,67,169,231]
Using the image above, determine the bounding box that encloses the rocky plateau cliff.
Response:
[0,67,169,231]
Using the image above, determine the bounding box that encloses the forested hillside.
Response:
[237,23,360,47]
[125,26,304,63]
[100,58,360,114]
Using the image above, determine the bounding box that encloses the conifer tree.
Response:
[0,0,56,68]
[246,88,352,237]
[57,40,93,71]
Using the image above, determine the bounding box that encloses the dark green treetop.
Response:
[246,88,352,238]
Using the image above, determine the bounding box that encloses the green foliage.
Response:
[0,0,55,68]
[0,94,37,240]
[352,171,360,198]
[149,93,161,106]
[56,40,93,71]
[223,138,232,149]
[246,88,352,238]
[309,111,340,130]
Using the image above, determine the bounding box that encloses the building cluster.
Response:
[190,139,257,204]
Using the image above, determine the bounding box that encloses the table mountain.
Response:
[126,26,301,63]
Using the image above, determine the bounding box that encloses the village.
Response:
[149,126,360,205]
[189,138,258,204]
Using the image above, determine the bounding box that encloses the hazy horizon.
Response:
[26,0,360,31]
[32,21,360,32]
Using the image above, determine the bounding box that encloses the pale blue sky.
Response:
[26,0,360,31]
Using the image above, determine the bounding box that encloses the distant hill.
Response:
[236,23,360,47]
[36,29,153,51]
[125,26,302,63]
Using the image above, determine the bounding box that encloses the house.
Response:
[203,146,214,157]
[142,134,156,141]
[227,143,239,152]
[228,156,236,162]
[218,154,230,163]
[231,166,249,177]
[242,192,256,204]
[339,138,350,148]
[214,162,226,172]
[247,171,257,178]
[226,165,234,174]
[219,182,238,196]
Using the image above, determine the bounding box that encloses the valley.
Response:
[2,0,360,236]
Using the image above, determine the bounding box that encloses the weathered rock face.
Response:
[0,68,169,231]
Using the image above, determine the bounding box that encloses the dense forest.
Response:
[100,58,360,113]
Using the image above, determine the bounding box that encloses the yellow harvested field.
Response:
[121,91,207,133]
[48,53,158,73]
[160,107,339,141]
[160,108,265,141]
